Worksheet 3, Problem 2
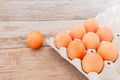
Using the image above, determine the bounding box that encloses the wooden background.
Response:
[0,0,120,21]
[0,0,119,80]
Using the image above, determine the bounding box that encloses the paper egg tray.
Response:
[47,5,120,80]
[46,32,120,80]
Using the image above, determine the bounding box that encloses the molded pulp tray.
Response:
[47,5,120,80]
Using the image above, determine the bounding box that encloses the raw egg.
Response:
[27,31,43,49]
[82,32,100,50]
[67,39,86,60]
[84,18,99,32]
[70,24,86,39]
[97,41,118,62]
[54,32,72,49]
[82,52,104,74]
[96,27,113,42]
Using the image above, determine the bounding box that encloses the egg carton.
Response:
[46,5,120,80]
[46,34,120,80]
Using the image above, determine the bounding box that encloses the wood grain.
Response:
[0,0,119,21]
[0,20,88,80]
[0,47,88,80]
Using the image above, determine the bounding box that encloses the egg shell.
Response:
[70,24,86,40]
[82,52,104,74]
[67,39,86,60]
[84,18,99,32]
[97,41,118,62]
[96,27,113,42]
[82,32,100,50]
[27,31,43,49]
[54,32,72,49]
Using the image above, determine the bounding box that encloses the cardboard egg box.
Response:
[47,5,120,80]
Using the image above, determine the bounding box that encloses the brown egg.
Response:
[67,39,86,60]
[54,32,72,49]
[27,31,43,49]
[97,41,118,62]
[82,32,100,50]
[84,18,99,32]
[96,27,113,42]
[82,52,104,74]
[70,24,86,39]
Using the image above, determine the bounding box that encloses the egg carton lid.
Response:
[46,5,120,80]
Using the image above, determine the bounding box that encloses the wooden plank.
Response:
[0,0,119,21]
[0,20,84,49]
[0,47,88,80]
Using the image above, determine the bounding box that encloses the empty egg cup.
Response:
[46,32,120,80]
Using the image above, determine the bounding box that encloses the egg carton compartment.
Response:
[46,34,120,80]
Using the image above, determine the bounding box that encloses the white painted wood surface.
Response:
[0,0,120,21]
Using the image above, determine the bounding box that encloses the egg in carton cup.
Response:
[47,5,120,80]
